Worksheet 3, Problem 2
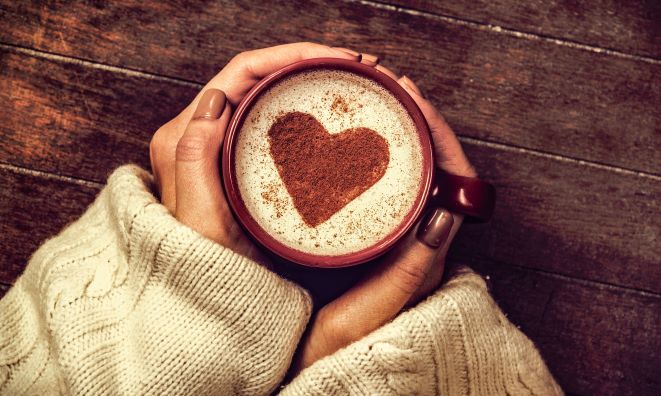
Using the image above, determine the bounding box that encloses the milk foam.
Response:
[235,69,423,256]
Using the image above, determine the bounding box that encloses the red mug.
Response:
[222,58,495,268]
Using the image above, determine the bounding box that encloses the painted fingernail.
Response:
[416,208,454,248]
[192,89,226,120]
[401,76,423,96]
[333,47,362,61]
[361,53,379,67]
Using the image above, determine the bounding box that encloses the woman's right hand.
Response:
[291,67,479,374]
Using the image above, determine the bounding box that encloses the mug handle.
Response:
[429,171,496,222]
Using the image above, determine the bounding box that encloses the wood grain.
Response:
[454,142,661,293]
[1,50,659,294]
[0,48,198,182]
[470,260,661,395]
[386,0,661,59]
[0,162,657,396]
[0,2,659,394]
[0,167,100,285]
[0,1,659,174]
[0,164,657,395]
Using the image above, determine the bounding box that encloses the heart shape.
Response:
[268,111,390,227]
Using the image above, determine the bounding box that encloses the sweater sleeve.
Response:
[281,267,563,396]
[0,165,312,396]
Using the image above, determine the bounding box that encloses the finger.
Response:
[408,211,464,304]
[292,208,453,373]
[332,47,362,61]
[159,155,177,213]
[150,120,180,213]
[375,64,399,80]
[334,47,384,71]
[400,75,422,96]
[360,52,379,67]
[397,76,472,300]
[149,136,162,199]
[335,48,395,79]
[209,42,360,104]
[174,89,232,239]
[176,43,360,123]
[326,209,453,337]
[397,76,477,177]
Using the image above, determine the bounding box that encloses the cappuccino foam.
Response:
[235,69,424,256]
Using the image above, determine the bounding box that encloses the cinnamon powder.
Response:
[268,111,390,227]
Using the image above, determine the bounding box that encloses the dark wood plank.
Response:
[0,167,100,285]
[454,141,661,294]
[0,4,657,395]
[1,50,659,293]
[470,260,661,396]
[386,0,661,59]
[0,48,198,182]
[0,1,659,174]
[1,164,658,395]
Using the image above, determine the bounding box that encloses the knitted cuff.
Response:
[107,165,314,394]
[281,267,561,395]
[1,165,312,395]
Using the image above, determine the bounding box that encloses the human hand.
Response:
[291,60,477,375]
[149,43,361,263]
[149,43,477,375]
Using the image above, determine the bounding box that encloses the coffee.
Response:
[234,69,424,257]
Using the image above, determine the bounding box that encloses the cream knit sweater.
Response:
[0,166,561,395]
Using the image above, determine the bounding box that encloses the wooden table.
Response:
[1,1,659,394]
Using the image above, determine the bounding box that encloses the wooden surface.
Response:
[387,0,661,58]
[0,167,100,283]
[2,0,659,174]
[0,48,197,181]
[0,1,659,394]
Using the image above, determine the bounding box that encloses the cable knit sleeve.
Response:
[280,267,563,396]
[0,165,312,395]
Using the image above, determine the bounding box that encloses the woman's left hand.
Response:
[289,65,477,375]
[149,43,361,264]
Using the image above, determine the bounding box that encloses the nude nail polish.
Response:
[192,89,226,120]
[360,53,379,67]
[416,208,454,248]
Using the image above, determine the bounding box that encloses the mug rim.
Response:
[221,57,434,268]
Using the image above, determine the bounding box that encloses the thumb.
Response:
[175,89,232,237]
[340,208,454,321]
[294,209,454,373]
[321,209,453,345]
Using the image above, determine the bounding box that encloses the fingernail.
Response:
[333,47,362,61]
[416,208,454,248]
[360,53,379,67]
[192,89,226,120]
[401,76,423,96]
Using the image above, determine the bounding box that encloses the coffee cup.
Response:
[221,58,494,268]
